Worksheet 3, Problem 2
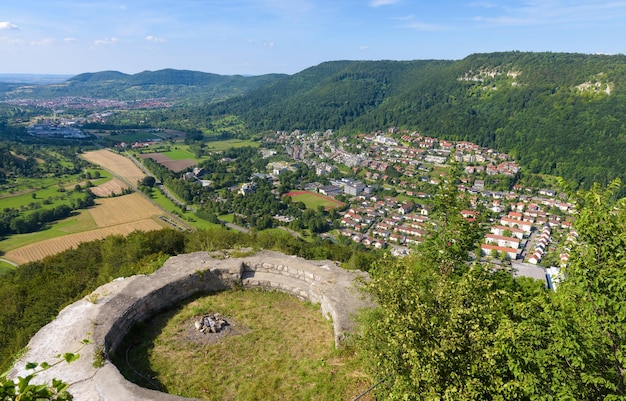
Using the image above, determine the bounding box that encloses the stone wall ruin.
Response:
[8,250,372,401]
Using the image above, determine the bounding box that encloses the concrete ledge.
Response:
[8,250,371,401]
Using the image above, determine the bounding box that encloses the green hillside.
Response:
[207,52,626,189]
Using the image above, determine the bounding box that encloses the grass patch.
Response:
[114,289,372,401]
[0,261,16,276]
[161,147,196,160]
[0,183,91,211]
[217,214,234,223]
[149,187,183,211]
[286,191,344,210]
[185,216,223,231]
[148,189,221,231]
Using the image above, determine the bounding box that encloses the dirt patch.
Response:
[182,316,250,346]
[160,159,196,172]
[139,153,171,163]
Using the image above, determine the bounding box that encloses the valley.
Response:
[1,51,625,400]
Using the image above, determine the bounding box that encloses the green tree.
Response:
[553,179,626,396]
[358,178,626,400]
[358,171,513,400]
[139,176,156,187]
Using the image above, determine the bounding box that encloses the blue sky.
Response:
[1,0,626,75]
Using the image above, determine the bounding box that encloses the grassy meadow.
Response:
[115,289,373,401]
[160,147,196,160]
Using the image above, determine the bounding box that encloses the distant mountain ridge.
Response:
[1,69,287,104]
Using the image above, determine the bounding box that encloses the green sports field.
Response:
[285,191,344,210]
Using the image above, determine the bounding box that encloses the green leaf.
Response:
[25,362,38,370]
[63,352,80,363]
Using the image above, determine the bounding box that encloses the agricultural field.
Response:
[1,150,177,265]
[139,152,196,172]
[1,174,84,200]
[82,149,146,185]
[89,177,130,197]
[0,183,88,210]
[3,193,168,264]
[285,191,345,210]
[160,147,197,160]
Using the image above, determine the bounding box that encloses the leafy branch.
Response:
[0,337,91,401]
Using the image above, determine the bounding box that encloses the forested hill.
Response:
[1,69,287,104]
[209,52,626,189]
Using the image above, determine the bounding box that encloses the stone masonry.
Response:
[8,250,372,401]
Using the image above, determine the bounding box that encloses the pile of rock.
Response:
[194,313,227,334]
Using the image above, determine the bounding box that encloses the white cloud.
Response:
[359,45,369,51]
[370,0,400,7]
[94,37,120,46]
[0,21,19,30]
[30,38,55,46]
[64,37,77,43]
[146,35,165,43]
[264,41,275,48]
[0,37,24,45]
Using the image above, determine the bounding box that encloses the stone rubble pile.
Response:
[194,313,227,334]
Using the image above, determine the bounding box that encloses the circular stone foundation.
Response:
[8,250,372,401]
